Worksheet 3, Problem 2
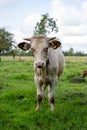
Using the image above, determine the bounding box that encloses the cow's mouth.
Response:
[36,59,49,68]
[37,65,45,68]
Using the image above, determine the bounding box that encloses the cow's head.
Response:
[18,35,61,69]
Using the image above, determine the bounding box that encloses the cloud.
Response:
[11,30,24,42]
[11,13,41,44]
[6,0,87,53]
[0,12,9,17]
[62,35,87,52]
[49,0,87,52]
[0,0,16,5]
[81,1,87,25]
[50,0,86,26]
[21,13,41,35]
[60,25,87,36]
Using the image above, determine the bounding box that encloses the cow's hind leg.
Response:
[48,86,55,111]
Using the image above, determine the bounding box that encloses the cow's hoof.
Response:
[51,104,55,111]
[35,106,40,111]
[51,107,55,112]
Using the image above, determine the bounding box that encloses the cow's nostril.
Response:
[42,62,44,66]
[35,63,37,66]
[35,61,45,68]
[38,65,43,68]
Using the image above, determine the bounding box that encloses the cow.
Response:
[82,70,87,78]
[18,34,64,111]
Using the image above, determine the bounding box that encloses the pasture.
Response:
[0,56,87,130]
[1,55,87,62]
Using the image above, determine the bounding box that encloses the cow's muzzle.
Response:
[35,61,45,68]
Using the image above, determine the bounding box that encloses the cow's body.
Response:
[18,35,64,111]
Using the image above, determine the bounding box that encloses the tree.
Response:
[69,47,74,56]
[33,13,58,35]
[0,27,14,61]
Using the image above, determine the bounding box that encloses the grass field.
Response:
[0,58,87,130]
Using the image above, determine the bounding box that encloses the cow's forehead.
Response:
[31,37,48,49]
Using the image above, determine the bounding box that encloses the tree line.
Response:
[63,48,87,56]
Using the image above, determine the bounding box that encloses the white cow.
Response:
[18,35,64,111]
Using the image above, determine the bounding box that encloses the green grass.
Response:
[0,61,87,130]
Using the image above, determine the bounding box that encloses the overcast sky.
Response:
[0,0,87,53]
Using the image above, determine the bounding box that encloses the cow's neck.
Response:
[35,67,46,77]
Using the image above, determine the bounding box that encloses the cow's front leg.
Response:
[36,93,42,111]
[48,76,58,111]
[36,84,43,111]
[34,76,43,111]
[42,84,46,99]
[36,84,46,110]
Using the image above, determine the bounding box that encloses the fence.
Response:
[65,56,87,63]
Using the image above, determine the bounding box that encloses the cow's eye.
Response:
[31,48,36,56]
[31,48,35,53]
[44,47,48,53]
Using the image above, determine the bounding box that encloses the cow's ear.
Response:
[24,38,31,41]
[18,42,31,51]
[49,40,61,49]
[48,37,56,41]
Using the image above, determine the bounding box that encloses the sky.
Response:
[0,0,87,53]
